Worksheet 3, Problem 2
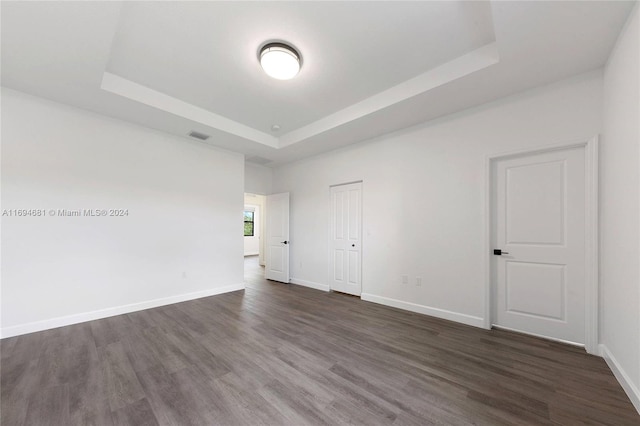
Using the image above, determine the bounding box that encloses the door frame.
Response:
[483,136,599,354]
[328,180,364,296]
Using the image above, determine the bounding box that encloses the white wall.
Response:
[1,89,245,337]
[273,71,602,327]
[600,4,640,412]
[245,162,273,195]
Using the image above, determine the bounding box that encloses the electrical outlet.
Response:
[416,277,422,286]
[402,275,409,284]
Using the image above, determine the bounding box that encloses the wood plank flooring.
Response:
[2,256,638,425]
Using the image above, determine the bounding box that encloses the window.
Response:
[244,211,254,236]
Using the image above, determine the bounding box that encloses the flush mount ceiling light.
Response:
[259,42,301,80]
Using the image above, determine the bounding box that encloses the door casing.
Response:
[484,137,599,354]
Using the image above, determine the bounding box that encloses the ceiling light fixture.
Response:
[259,42,301,80]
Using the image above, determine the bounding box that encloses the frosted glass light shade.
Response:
[260,43,301,80]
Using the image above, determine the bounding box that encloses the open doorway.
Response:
[244,193,266,282]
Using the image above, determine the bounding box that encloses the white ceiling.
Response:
[1,1,635,167]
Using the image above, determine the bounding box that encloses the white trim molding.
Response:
[0,283,245,339]
[361,293,484,328]
[600,344,640,414]
[484,136,600,354]
[584,137,599,355]
[290,277,330,292]
[493,325,584,348]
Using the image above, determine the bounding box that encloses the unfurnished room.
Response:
[1,1,639,425]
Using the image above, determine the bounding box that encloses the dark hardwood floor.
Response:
[2,255,638,425]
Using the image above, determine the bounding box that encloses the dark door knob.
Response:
[352,244,355,247]
[281,241,288,245]
[493,249,509,255]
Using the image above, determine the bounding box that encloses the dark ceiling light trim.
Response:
[259,42,302,80]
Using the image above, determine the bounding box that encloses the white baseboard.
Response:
[290,277,330,292]
[360,293,485,328]
[0,283,245,339]
[600,344,640,414]
[492,324,584,348]
[244,252,259,256]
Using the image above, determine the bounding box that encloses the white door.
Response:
[329,182,362,296]
[492,147,586,344]
[265,192,289,283]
